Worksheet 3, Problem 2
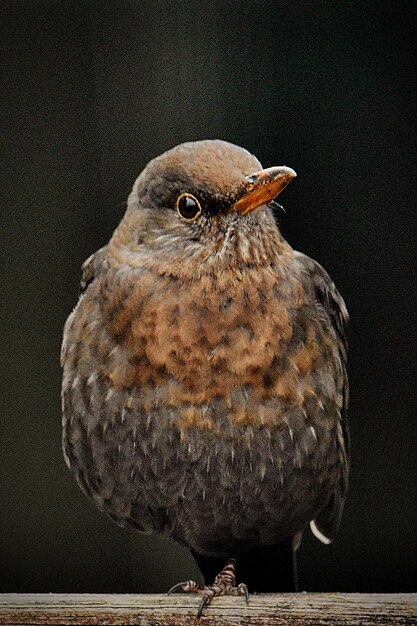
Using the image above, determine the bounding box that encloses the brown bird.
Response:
[61,139,349,617]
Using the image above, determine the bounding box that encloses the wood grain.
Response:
[1,593,416,625]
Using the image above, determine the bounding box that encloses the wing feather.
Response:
[79,245,108,294]
[296,251,349,542]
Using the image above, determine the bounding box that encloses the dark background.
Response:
[1,0,416,594]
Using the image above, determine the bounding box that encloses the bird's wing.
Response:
[295,251,350,543]
[79,245,108,294]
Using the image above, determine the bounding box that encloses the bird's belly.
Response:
[63,387,339,556]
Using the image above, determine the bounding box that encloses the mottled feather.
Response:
[61,140,349,595]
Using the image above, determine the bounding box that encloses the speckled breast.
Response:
[61,263,342,556]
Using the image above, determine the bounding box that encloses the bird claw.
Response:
[196,593,211,619]
[237,582,250,604]
[167,559,249,618]
[167,579,200,595]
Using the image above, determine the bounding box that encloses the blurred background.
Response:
[1,0,416,594]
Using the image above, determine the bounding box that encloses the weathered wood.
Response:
[0,593,416,625]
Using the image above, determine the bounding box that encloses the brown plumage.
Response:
[61,139,349,615]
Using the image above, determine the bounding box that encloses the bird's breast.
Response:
[97,263,325,435]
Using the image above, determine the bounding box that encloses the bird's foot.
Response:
[168,557,249,618]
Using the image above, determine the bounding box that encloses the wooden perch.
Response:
[1,593,416,625]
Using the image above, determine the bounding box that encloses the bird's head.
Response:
[109,140,296,278]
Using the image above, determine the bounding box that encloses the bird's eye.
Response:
[176,193,202,221]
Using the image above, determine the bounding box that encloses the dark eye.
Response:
[176,193,202,221]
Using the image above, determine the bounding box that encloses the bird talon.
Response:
[166,552,260,617]
[167,579,198,595]
[167,581,185,595]
[196,593,212,619]
[168,559,249,618]
[238,582,250,604]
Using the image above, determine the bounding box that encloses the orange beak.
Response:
[230,166,296,215]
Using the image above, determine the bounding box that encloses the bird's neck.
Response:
[108,207,292,282]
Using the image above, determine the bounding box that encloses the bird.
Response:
[61,139,349,617]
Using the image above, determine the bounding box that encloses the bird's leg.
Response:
[168,557,249,618]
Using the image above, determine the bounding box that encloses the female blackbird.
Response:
[61,140,349,617]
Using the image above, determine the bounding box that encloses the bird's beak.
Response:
[230,166,297,215]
